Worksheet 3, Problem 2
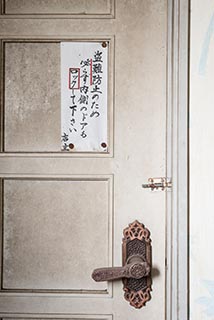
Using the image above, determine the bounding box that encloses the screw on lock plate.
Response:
[142,177,172,191]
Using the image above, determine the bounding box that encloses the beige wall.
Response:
[190,1,214,319]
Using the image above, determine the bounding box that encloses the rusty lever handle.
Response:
[92,255,150,282]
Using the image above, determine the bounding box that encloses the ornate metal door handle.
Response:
[92,255,150,281]
[91,220,152,309]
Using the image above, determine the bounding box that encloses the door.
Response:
[0,1,167,319]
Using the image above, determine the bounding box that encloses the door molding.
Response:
[166,0,189,319]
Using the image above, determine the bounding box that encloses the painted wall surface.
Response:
[190,1,214,319]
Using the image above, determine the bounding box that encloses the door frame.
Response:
[167,0,189,319]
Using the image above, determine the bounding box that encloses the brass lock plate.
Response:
[122,220,152,308]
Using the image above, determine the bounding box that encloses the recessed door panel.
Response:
[2,178,112,292]
[3,0,114,16]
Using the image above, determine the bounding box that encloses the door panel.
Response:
[3,0,114,17]
[2,39,114,155]
[2,178,111,292]
[3,317,113,320]
[0,1,167,319]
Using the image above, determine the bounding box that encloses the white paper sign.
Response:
[61,42,108,152]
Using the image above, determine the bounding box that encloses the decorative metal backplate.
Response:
[122,220,152,309]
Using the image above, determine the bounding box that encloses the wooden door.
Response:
[0,1,167,319]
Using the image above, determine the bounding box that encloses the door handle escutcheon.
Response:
[91,220,152,309]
